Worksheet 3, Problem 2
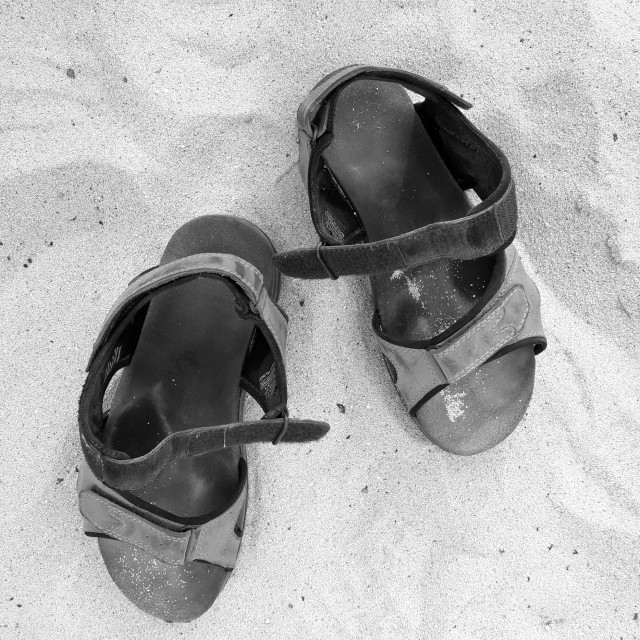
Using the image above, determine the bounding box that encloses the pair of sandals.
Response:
[78,65,546,622]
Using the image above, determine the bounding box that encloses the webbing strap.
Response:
[274,181,515,278]
[80,416,329,491]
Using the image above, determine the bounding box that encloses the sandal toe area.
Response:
[413,346,535,455]
[98,537,230,623]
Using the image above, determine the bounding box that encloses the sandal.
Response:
[77,215,329,622]
[274,65,546,455]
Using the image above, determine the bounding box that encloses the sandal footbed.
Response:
[97,215,279,621]
[322,79,535,455]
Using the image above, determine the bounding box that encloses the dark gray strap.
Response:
[79,252,330,491]
[275,65,516,279]
[274,180,515,279]
[80,416,329,491]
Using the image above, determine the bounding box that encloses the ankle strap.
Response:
[274,182,515,278]
[80,415,329,491]
[274,65,517,279]
[78,253,329,490]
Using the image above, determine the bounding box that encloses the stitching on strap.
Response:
[452,323,517,381]
[438,287,521,358]
[437,287,530,381]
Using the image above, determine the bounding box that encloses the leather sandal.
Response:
[77,215,329,622]
[274,65,546,455]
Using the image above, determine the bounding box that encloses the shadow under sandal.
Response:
[274,65,547,455]
[77,215,329,622]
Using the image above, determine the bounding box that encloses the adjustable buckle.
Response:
[315,242,338,280]
[272,408,289,445]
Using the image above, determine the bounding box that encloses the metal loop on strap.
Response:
[272,408,290,445]
[315,242,338,280]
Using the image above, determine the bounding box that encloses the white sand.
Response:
[1,1,639,638]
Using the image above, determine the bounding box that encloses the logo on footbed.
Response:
[104,345,123,382]
[259,363,277,399]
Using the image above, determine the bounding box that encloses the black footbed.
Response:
[97,215,279,622]
[322,79,535,455]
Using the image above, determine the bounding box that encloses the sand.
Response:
[0,1,639,638]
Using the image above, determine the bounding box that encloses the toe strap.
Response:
[374,246,546,414]
[79,475,247,569]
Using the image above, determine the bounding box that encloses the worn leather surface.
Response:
[273,190,516,278]
[376,245,546,414]
[78,463,246,569]
[297,64,471,137]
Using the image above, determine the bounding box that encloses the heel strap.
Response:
[297,64,471,139]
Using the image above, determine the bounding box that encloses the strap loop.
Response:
[272,408,290,445]
[315,242,339,280]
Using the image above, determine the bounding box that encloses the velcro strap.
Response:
[297,64,472,137]
[375,246,546,413]
[273,181,514,278]
[79,479,247,569]
[434,286,528,382]
[78,251,319,490]
[81,417,329,491]
[279,65,517,279]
